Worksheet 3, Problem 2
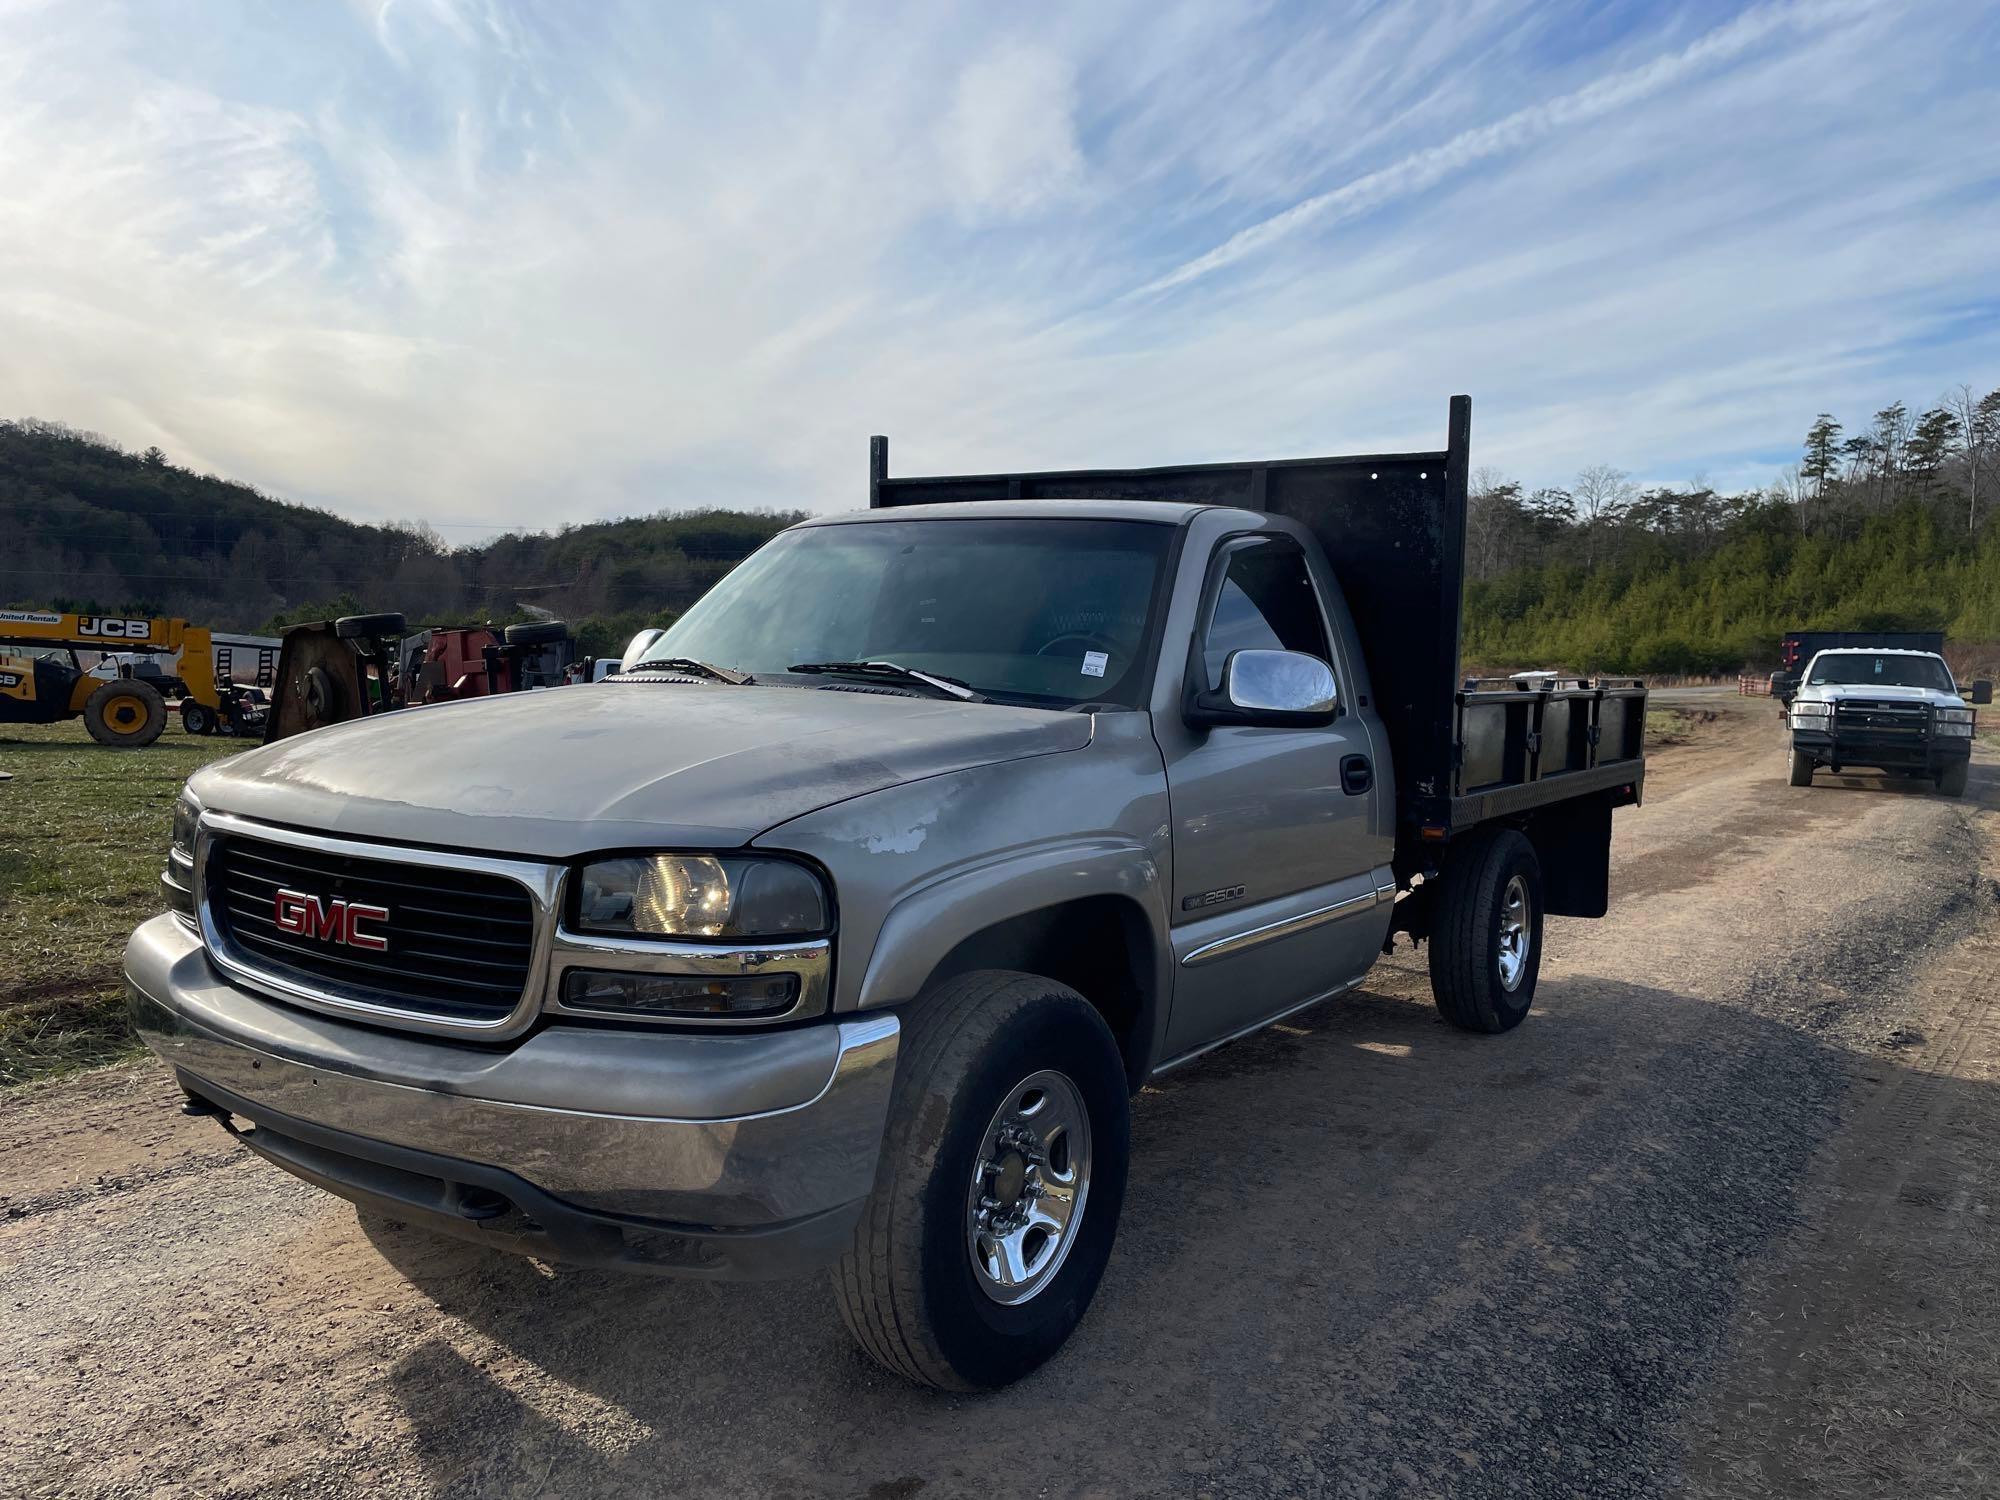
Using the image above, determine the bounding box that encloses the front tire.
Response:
[180,701,216,736]
[1430,828,1543,1033]
[1937,760,1968,797]
[82,679,166,748]
[1788,747,1814,786]
[832,971,1130,1391]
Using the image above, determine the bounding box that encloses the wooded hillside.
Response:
[7,387,1998,673]
[0,418,796,654]
[1462,387,2000,674]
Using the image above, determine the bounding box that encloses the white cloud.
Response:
[0,0,1993,536]
[940,43,1085,219]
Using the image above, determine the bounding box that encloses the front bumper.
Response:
[125,914,898,1279]
[1790,727,1971,772]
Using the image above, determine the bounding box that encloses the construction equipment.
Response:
[0,609,254,747]
[400,621,576,703]
[262,613,409,742]
[263,615,578,743]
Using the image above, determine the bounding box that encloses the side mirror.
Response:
[1770,670,1799,700]
[1187,649,1338,728]
[618,628,665,673]
[1972,679,1994,706]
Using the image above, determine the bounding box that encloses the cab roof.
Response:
[801,498,1239,528]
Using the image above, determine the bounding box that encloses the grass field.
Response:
[0,719,249,1086]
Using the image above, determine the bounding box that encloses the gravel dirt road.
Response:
[4,690,1996,1499]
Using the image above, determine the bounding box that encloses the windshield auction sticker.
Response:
[1082,650,1108,678]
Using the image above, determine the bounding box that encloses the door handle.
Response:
[1340,754,1373,795]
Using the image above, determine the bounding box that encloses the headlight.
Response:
[573,855,829,939]
[164,791,200,922]
[171,793,200,861]
[1790,702,1831,729]
[1937,708,1974,737]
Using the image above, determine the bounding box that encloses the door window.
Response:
[1202,538,1331,690]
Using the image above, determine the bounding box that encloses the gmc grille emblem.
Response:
[273,888,390,951]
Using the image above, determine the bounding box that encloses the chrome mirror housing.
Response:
[1188,649,1339,728]
[618,629,665,673]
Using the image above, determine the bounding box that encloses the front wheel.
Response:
[1430,828,1543,1033]
[180,701,216,736]
[1788,747,1814,787]
[1937,760,1968,797]
[82,679,167,748]
[832,971,1130,1391]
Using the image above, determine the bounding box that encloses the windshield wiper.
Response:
[788,660,985,702]
[631,657,754,685]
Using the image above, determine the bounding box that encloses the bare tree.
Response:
[1948,384,2000,534]
[1571,465,1634,566]
[1572,464,1636,524]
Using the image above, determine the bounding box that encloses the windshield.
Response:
[640,518,1173,707]
[1807,653,1954,691]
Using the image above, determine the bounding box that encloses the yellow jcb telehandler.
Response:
[0,609,250,748]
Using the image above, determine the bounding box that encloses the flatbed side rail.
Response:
[1449,677,1646,826]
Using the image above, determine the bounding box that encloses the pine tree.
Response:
[1907,407,1959,499]
[1802,414,1841,500]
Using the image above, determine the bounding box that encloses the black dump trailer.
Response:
[1774,629,1948,703]
[1782,629,1944,673]
[868,396,1646,921]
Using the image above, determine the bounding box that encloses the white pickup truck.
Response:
[1786,647,1983,796]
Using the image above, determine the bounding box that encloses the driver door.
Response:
[1155,533,1392,1057]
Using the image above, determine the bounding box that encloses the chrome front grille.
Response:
[207,837,535,1020]
[1832,699,1929,736]
[195,811,562,1037]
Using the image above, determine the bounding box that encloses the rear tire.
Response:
[832,971,1130,1391]
[333,612,406,640]
[1937,760,1968,797]
[1788,748,1814,787]
[503,620,569,646]
[1429,829,1543,1034]
[83,679,166,748]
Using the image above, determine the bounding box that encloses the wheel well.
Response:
[1390,795,1615,941]
[922,896,1157,1092]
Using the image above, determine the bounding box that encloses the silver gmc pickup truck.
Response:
[128,398,1646,1390]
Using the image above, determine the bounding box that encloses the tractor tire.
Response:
[832,971,1130,1391]
[333,612,406,641]
[1429,828,1543,1034]
[180,701,217,736]
[83,679,167,748]
[503,620,569,646]
[1937,760,1969,798]
[1788,748,1814,787]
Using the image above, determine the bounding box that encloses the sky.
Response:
[1,0,1996,536]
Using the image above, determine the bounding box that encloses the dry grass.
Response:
[0,719,248,1086]
[1646,706,1720,746]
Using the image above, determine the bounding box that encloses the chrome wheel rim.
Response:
[965,1069,1091,1306]
[1497,874,1531,990]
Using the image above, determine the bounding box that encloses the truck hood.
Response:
[189,683,1092,858]
[1799,683,1963,708]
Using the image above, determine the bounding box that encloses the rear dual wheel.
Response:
[82,679,166,748]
